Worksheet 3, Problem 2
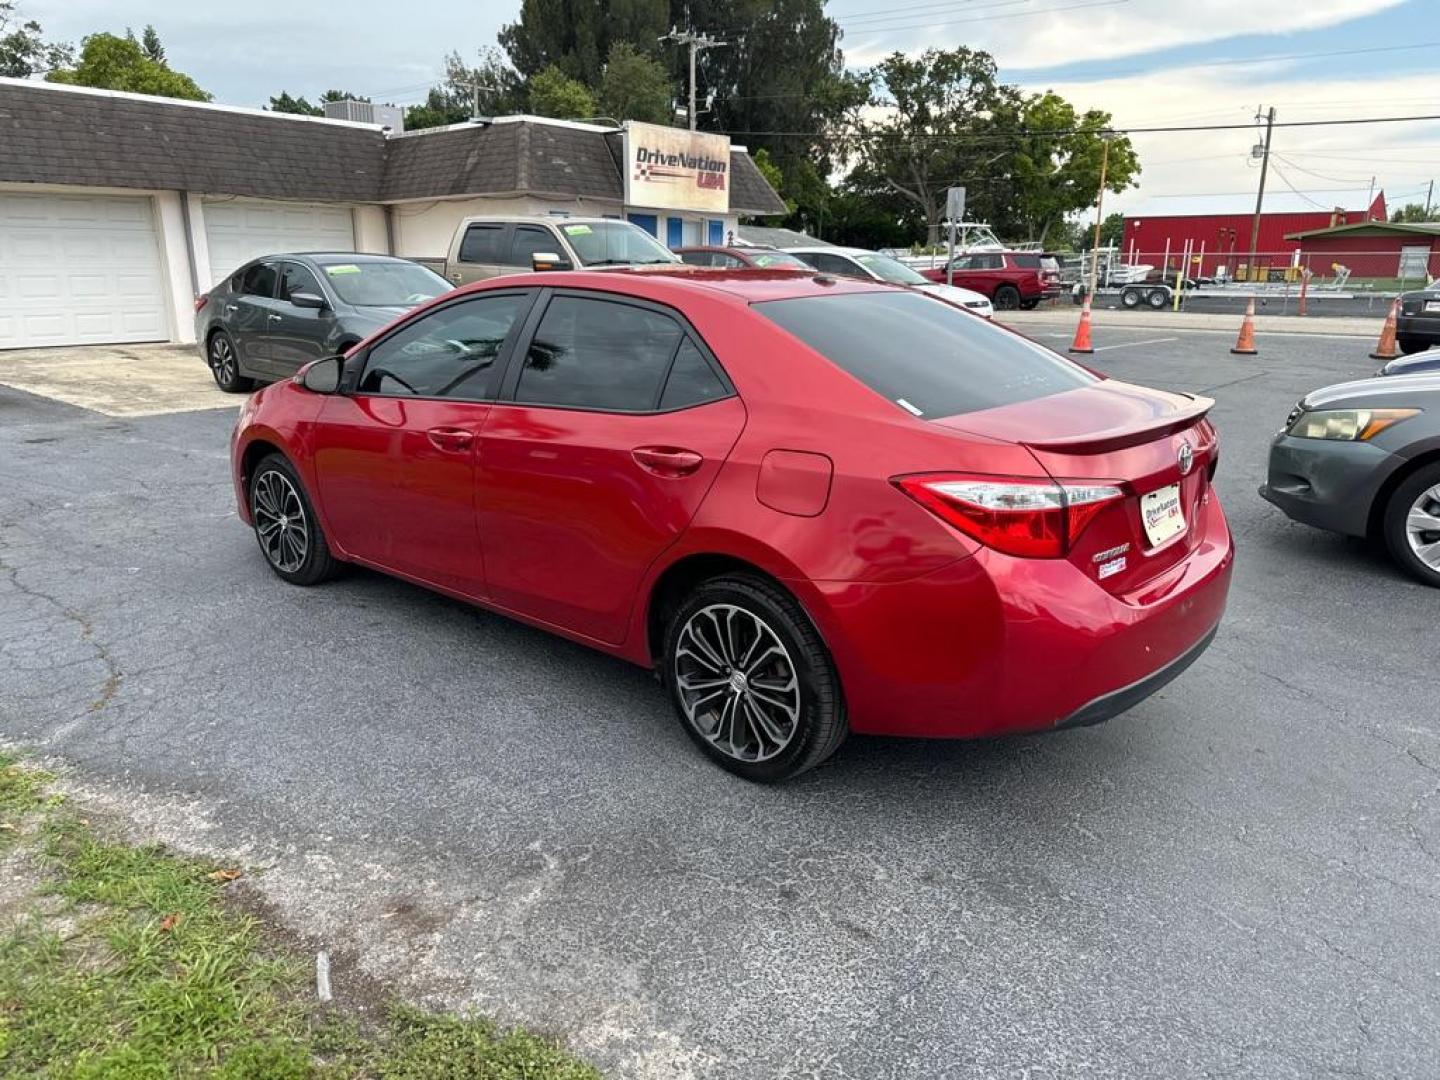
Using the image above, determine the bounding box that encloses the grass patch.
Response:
[0,753,600,1079]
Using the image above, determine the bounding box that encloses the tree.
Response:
[319,89,368,104]
[856,48,1012,246]
[0,1,71,77]
[529,65,595,120]
[500,0,668,85]
[1098,211,1125,247]
[405,48,526,131]
[47,31,209,100]
[268,91,322,116]
[597,41,674,125]
[1392,202,1440,224]
[1001,92,1138,246]
[749,148,794,216]
[139,24,163,63]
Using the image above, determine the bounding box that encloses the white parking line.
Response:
[1092,337,1180,352]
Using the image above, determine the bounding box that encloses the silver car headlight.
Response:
[1286,407,1419,441]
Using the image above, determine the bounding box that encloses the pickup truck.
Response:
[920,251,1059,310]
[441,216,679,286]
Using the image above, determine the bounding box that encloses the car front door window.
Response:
[359,294,528,400]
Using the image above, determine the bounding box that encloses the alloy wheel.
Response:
[252,470,309,573]
[674,603,802,763]
[1405,483,1440,571]
[210,336,237,386]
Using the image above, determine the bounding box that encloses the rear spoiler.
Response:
[1022,394,1214,454]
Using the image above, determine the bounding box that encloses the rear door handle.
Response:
[632,446,703,477]
[427,426,475,452]
[267,313,282,321]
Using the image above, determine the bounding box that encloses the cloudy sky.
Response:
[23,0,1440,216]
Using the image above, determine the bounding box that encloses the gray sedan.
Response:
[195,253,452,392]
[1261,372,1440,586]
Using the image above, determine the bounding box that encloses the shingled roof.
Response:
[0,79,788,215]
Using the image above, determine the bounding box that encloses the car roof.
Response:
[244,252,422,266]
[455,215,619,227]
[451,266,896,305]
[785,245,869,256]
[674,245,783,254]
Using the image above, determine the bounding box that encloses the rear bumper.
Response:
[805,490,1233,739]
[1395,314,1440,344]
[1259,433,1397,537]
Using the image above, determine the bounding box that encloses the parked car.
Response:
[231,271,1232,780]
[1260,372,1440,587]
[1395,281,1440,356]
[784,246,994,318]
[197,253,452,392]
[442,216,678,287]
[1379,352,1440,377]
[920,251,1057,310]
[675,245,812,270]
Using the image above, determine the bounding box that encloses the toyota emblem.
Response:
[1178,441,1194,476]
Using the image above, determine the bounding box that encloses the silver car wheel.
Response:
[674,603,801,763]
[209,335,237,385]
[252,469,309,573]
[1405,482,1440,570]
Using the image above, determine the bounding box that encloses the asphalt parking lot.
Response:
[2,325,1436,1078]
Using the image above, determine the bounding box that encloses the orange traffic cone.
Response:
[1069,295,1095,354]
[1370,299,1400,361]
[1230,297,1258,355]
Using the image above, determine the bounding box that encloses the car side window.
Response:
[981,254,1005,270]
[514,296,684,412]
[504,226,558,268]
[278,263,323,303]
[358,293,527,399]
[678,251,714,267]
[810,252,863,278]
[458,224,504,264]
[720,254,748,269]
[238,262,278,297]
[659,339,728,410]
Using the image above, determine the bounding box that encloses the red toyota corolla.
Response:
[231,269,1233,781]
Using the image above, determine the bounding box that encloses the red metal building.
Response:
[1283,221,1440,281]
[1121,190,1386,278]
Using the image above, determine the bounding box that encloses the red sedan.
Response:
[231,269,1233,781]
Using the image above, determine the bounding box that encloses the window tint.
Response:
[1011,254,1041,269]
[278,262,323,302]
[515,296,683,411]
[679,250,716,267]
[979,254,1005,270]
[756,290,1095,419]
[238,262,278,297]
[749,251,808,269]
[505,225,559,267]
[358,293,526,399]
[808,252,864,277]
[458,224,504,263]
[659,339,727,410]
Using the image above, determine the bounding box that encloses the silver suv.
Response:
[441,216,679,286]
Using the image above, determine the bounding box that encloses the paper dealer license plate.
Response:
[1140,483,1185,548]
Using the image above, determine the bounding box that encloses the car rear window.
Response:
[1010,254,1041,269]
[754,290,1095,419]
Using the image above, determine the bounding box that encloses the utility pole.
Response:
[1248,105,1276,283]
[1425,178,1434,218]
[660,24,726,131]
[1087,133,1114,297]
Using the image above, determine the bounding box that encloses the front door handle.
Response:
[632,446,703,477]
[267,313,282,321]
[427,426,475,453]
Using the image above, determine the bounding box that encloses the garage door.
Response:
[0,192,169,350]
[203,199,354,289]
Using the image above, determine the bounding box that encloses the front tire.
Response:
[993,285,1021,311]
[662,574,846,782]
[1382,463,1440,588]
[1397,335,1431,356]
[208,330,252,393]
[249,454,341,586]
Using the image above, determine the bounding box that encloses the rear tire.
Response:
[249,453,341,586]
[662,574,847,782]
[1397,335,1431,355]
[1120,288,1141,308]
[1146,288,1169,309]
[208,330,252,393]
[1382,462,1440,588]
[993,285,1021,311]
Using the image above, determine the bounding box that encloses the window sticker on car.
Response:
[563,224,593,236]
[325,265,361,275]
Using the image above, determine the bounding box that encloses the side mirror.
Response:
[299,355,343,394]
[289,291,327,310]
[531,252,572,272]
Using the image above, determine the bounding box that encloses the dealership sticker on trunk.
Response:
[1140,483,1185,548]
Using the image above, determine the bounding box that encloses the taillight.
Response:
[194,294,209,313]
[894,473,1125,558]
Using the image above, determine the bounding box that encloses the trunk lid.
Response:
[934,381,1218,594]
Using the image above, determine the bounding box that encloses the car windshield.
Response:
[748,251,809,269]
[558,221,679,267]
[756,290,1095,419]
[320,261,452,307]
[851,252,929,286]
